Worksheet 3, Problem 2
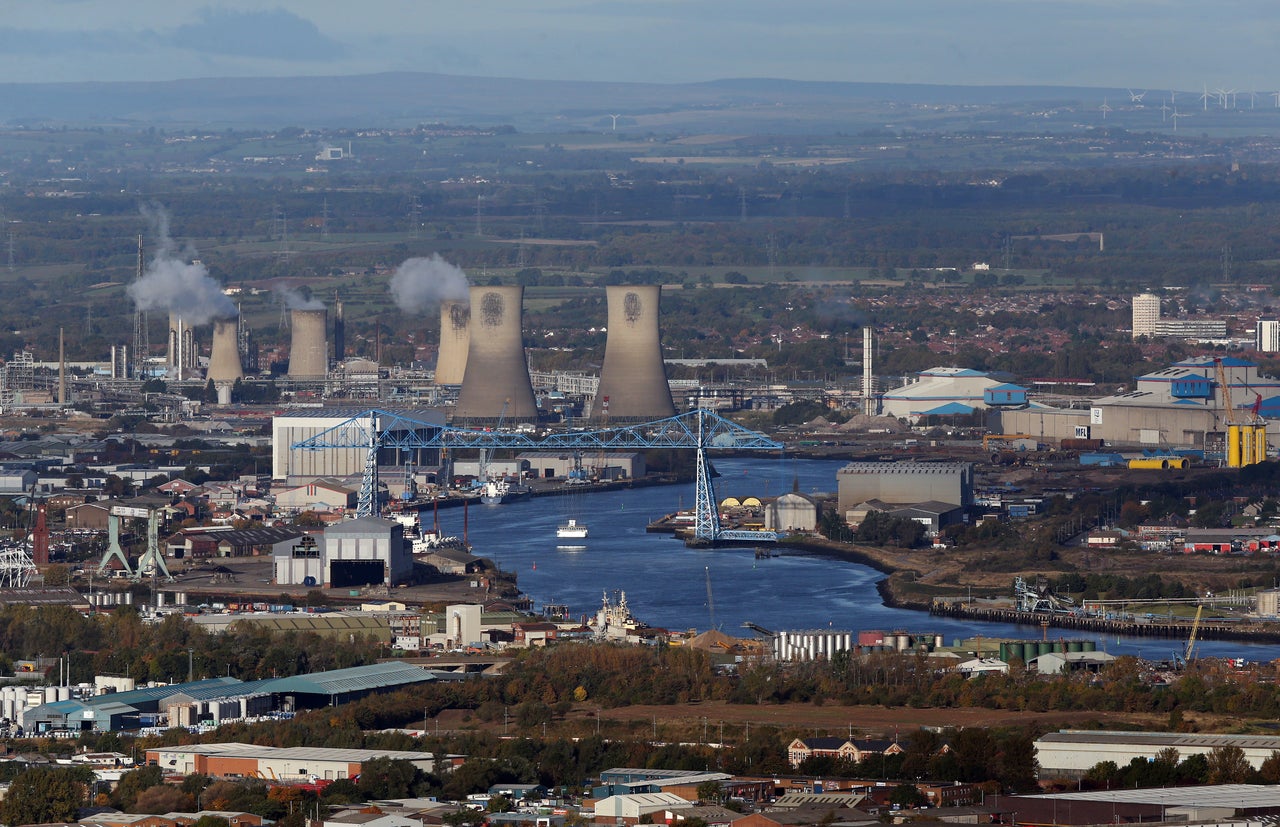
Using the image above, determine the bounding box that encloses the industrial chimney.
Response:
[207,318,245,383]
[167,313,195,380]
[434,299,470,385]
[590,285,675,421]
[288,308,328,378]
[453,285,537,421]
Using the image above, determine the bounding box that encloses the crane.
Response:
[1185,603,1204,663]
[1215,357,1268,467]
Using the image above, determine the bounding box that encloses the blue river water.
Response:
[438,456,1280,661]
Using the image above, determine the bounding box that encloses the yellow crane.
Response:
[1184,604,1204,663]
[1215,358,1267,467]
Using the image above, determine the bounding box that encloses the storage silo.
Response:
[288,308,328,378]
[206,318,244,382]
[434,299,470,385]
[454,286,537,421]
[590,285,675,420]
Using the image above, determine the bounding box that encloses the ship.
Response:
[480,478,531,505]
[387,511,468,553]
[556,518,589,539]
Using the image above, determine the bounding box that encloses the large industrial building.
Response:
[272,408,445,482]
[997,356,1280,450]
[272,516,414,588]
[146,742,438,779]
[879,367,1026,420]
[24,662,438,734]
[1035,730,1280,779]
[836,461,973,519]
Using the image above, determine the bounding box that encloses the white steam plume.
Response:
[276,286,325,311]
[389,254,470,313]
[127,204,236,325]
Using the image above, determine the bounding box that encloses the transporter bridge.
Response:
[291,408,784,544]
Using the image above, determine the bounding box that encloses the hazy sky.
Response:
[6,1,1280,91]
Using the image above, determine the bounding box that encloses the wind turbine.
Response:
[607,114,622,131]
[1100,97,1113,120]
[1170,108,1190,132]
[1272,90,1280,108]
[1200,82,1212,111]
[1127,89,1147,104]
[1158,98,1171,122]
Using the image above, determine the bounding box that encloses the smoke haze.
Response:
[389,254,470,313]
[276,286,325,311]
[127,204,237,324]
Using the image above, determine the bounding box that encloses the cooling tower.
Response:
[434,299,470,385]
[453,285,537,421]
[207,318,244,383]
[288,308,328,378]
[590,285,675,420]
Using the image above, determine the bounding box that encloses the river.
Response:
[442,456,1280,661]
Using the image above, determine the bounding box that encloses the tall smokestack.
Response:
[333,297,345,363]
[863,327,876,416]
[590,285,675,421]
[434,299,470,385]
[167,313,195,380]
[288,308,328,378]
[207,318,245,383]
[454,285,537,421]
[57,328,66,406]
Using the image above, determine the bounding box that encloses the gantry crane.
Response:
[291,408,784,544]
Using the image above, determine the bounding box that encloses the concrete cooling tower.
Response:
[434,299,470,385]
[206,318,244,383]
[288,308,329,378]
[453,285,537,421]
[590,285,675,420]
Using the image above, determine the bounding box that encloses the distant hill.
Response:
[0,72,1128,133]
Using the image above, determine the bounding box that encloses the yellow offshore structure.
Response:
[1216,357,1269,468]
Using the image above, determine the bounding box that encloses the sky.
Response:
[5,1,1280,92]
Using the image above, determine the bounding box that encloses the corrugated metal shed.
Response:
[261,661,432,696]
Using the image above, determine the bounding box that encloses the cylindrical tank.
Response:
[1068,640,1083,653]
[434,299,470,385]
[56,687,70,702]
[124,592,133,605]
[288,308,329,378]
[43,687,57,703]
[454,285,538,421]
[1038,642,1054,657]
[590,285,676,420]
[1083,640,1097,652]
[206,318,244,382]
[999,642,1009,660]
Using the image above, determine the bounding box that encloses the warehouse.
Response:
[880,367,1026,420]
[272,516,414,588]
[1034,730,1280,778]
[146,743,438,780]
[24,662,436,733]
[836,461,973,520]
[272,408,445,482]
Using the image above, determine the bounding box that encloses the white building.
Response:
[879,367,1025,420]
[272,408,445,482]
[764,492,819,533]
[273,516,413,588]
[1258,320,1280,353]
[1132,292,1161,338]
[1035,730,1280,778]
